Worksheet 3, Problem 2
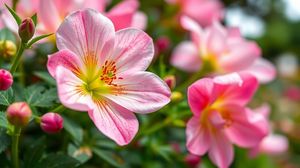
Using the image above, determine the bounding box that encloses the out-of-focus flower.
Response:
[166,0,224,27]
[164,75,176,90]
[171,91,183,102]
[276,53,298,78]
[38,0,146,38]
[249,104,288,157]
[185,154,201,168]
[0,69,13,90]
[18,18,35,42]
[40,112,64,134]
[284,86,300,101]
[0,40,17,59]
[47,9,170,145]
[171,16,276,83]
[155,36,170,56]
[186,73,268,168]
[6,102,32,127]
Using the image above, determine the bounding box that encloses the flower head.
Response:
[47,9,170,145]
[18,18,35,42]
[171,16,276,83]
[0,69,13,90]
[6,102,32,127]
[40,112,64,134]
[186,73,268,168]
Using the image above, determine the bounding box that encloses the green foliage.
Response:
[0,111,8,129]
[34,71,56,86]
[24,137,46,168]
[35,154,80,168]
[26,34,53,48]
[68,144,91,164]
[4,4,21,25]
[0,88,14,106]
[0,128,11,154]
[93,148,124,167]
[0,28,16,43]
[24,84,58,107]
[63,116,83,145]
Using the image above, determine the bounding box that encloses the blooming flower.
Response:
[249,104,288,157]
[38,0,146,37]
[166,0,224,27]
[186,73,268,168]
[171,16,276,83]
[47,9,170,145]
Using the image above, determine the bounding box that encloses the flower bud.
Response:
[171,91,183,102]
[184,154,201,168]
[18,18,35,43]
[0,69,13,91]
[155,36,170,54]
[0,40,17,59]
[6,102,32,127]
[40,112,63,134]
[164,75,176,90]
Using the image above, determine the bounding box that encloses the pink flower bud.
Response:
[40,112,63,134]
[0,69,13,90]
[164,75,176,90]
[184,154,201,168]
[155,36,170,55]
[6,102,32,127]
[18,18,35,43]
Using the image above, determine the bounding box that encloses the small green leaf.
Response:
[36,154,80,168]
[24,137,46,168]
[5,4,21,25]
[27,33,53,48]
[0,28,16,43]
[24,85,58,107]
[31,13,37,26]
[0,128,11,154]
[63,117,83,145]
[93,148,124,167]
[0,112,8,129]
[34,71,56,85]
[0,88,14,106]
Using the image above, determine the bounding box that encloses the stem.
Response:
[10,43,26,75]
[11,126,21,168]
[12,0,19,11]
[50,104,66,113]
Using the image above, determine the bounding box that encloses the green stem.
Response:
[50,104,66,113]
[12,126,21,168]
[10,43,26,75]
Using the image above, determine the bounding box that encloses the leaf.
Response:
[27,33,53,48]
[31,13,37,26]
[93,148,124,167]
[34,71,56,86]
[0,128,11,154]
[0,112,8,129]
[0,28,16,43]
[5,4,21,25]
[25,85,58,107]
[24,137,46,168]
[68,144,91,164]
[0,88,14,106]
[36,154,80,168]
[63,117,83,145]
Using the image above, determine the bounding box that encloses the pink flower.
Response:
[38,0,146,36]
[166,0,224,27]
[6,102,32,127]
[40,112,64,134]
[47,9,170,145]
[249,104,288,157]
[0,69,13,90]
[171,16,276,83]
[186,73,268,168]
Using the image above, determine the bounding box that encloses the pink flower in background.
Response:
[38,0,146,37]
[249,104,288,157]
[47,9,170,145]
[171,16,276,83]
[166,0,224,27]
[186,73,268,168]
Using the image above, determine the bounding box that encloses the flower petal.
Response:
[224,105,269,148]
[56,9,115,65]
[55,66,92,111]
[106,0,139,30]
[47,49,82,78]
[180,16,203,46]
[213,73,259,106]
[188,78,215,116]
[244,58,276,84]
[186,116,210,155]
[208,131,234,168]
[204,21,227,56]
[103,72,171,114]
[171,41,201,72]
[259,134,288,155]
[39,0,61,33]
[88,100,138,146]
[131,11,147,30]
[109,28,154,74]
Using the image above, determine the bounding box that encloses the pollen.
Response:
[100,61,123,86]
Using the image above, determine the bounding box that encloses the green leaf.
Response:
[5,4,21,25]
[68,144,91,164]
[24,137,46,168]
[0,112,8,129]
[25,85,58,107]
[36,154,80,168]
[0,128,11,154]
[33,71,56,86]
[31,13,37,26]
[63,117,83,145]
[0,28,16,43]
[0,88,14,106]
[93,148,124,167]
[27,33,53,48]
